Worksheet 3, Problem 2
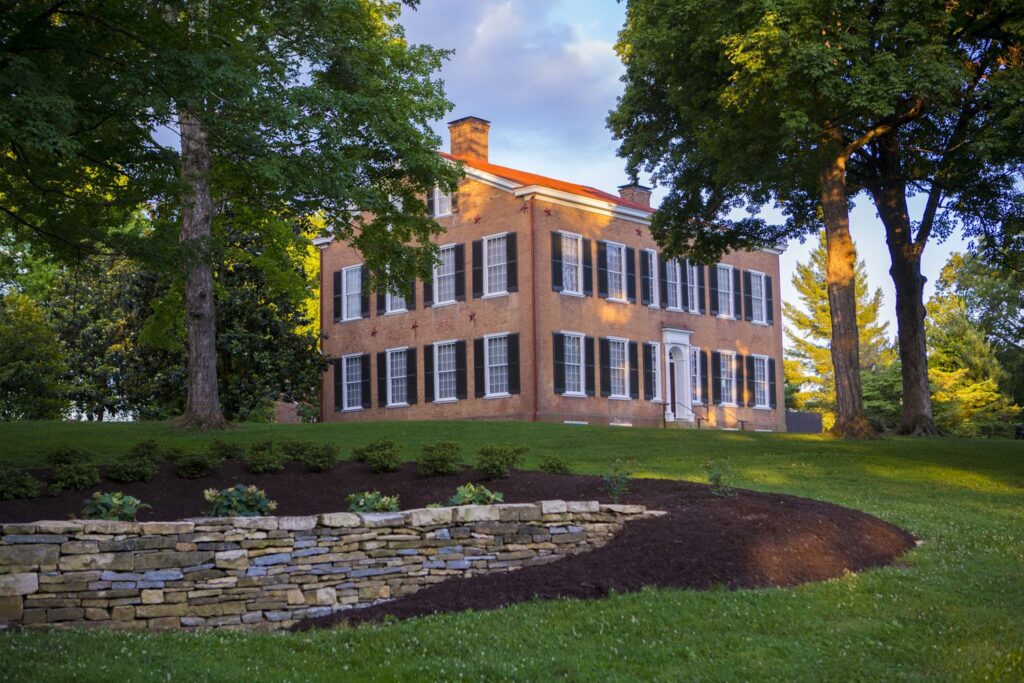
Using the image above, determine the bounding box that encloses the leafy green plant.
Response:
[204,484,277,517]
[601,459,634,502]
[244,441,286,474]
[209,439,247,462]
[447,483,504,506]
[174,451,223,480]
[49,463,101,494]
[346,490,400,512]
[537,454,573,475]
[353,439,403,473]
[106,441,164,483]
[418,441,463,477]
[475,445,528,479]
[282,441,340,472]
[0,467,43,500]
[703,459,735,498]
[46,447,93,467]
[82,491,150,521]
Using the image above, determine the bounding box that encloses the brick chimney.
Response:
[618,183,652,208]
[448,116,491,162]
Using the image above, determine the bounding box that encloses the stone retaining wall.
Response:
[0,500,648,631]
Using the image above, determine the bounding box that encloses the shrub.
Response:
[346,490,400,512]
[49,463,101,494]
[244,441,286,474]
[447,483,503,506]
[106,441,164,483]
[82,491,150,521]
[46,447,93,467]
[204,484,277,517]
[282,441,340,472]
[0,468,43,500]
[601,459,634,503]
[175,451,222,479]
[537,454,573,475]
[475,445,528,479]
[703,459,735,498]
[418,442,463,477]
[352,439,402,473]
[209,439,246,462]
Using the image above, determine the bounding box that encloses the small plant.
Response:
[475,445,528,479]
[346,490,400,512]
[82,491,150,521]
[447,483,504,506]
[244,441,287,474]
[174,451,223,479]
[49,463,101,494]
[703,459,736,498]
[46,447,93,467]
[209,439,246,462]
[0,468,43,500]
[418,442,463,477]
[537,454,573,475]
[106,441,164,483]
[282,441,340,472]
[601,459,634,502]
[353,439,403,473]
[204,484,277,517]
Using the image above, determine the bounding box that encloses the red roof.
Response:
[440,152,654,214]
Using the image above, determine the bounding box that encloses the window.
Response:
[750,271,767,324]
[753,355,769,408]
[719,351,736,405]
[342,265,362,321]
[341,355,363,411]
[561,233,582,295]
[686,261,700,313]
[665,259,681,310]
[649,341,662,400]
[433,245,456,306]
[434,341,457,401]
[717,264,734,318]
[387,349,408,406]
[385,289,406,314]
[609,338,629,398]
[645,250,659,307]
[563,333,585,395]
[484,234,508,296]
[485,335,509,396]
[690,347,702,404]
[607,242,626,301]
[428,187,452,218]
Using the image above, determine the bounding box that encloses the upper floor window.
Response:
[606,242,626,301]
[665,259,681,310]
[484,234,508,296]
[750,271,767,324]
[753,355,770,408]
[561,233,583,295]
[716,264,735,318]
[433,244,457,306]
[428,188,452,218]
[686,261,701,314]
[385,289,406,314]
[485,334,510,396]
[642,250,659,307]
[719,351,736,405]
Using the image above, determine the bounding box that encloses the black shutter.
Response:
[427,188,435,217]
[584,337,596,396]
[769,358,777,408]
[455,341,468,399]
[424,344,435,403]
[332,271,342,322]
[360,354,371,408]
[376,292,385,316]
[582,239,594,296]
[743,271,753,321]
[640,252,651,306]
[451,189,459,213]
[406,349,417,404]
[732,268,742,319]
[508,334,520,395]
[597,241,609,299]
[552,333,565,395]
[698,265,707,313]
[659,255,668,307]
[701,350,710,404]
[474,337,485,397]
[360,267,369,318]
[643,343,655,400]
[599,338,611,397]
[471,240,483,298]
[377,352,387,407]
[746,355,756,407]
[629,341,639,399]
[551,233,563,292]
[735,354,744,407]
[454,244,466,301]
[709,266,719,316]
[405,280,416,311]
[424,270,434,308]
[333,360,342,412]
[711,351,722,405]
[681,261,690,310]
[626,247,637,303]
[765,275,774,325]
[506,233,518,293]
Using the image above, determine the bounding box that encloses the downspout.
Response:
[318,245,326,424]
[530,195,539,422]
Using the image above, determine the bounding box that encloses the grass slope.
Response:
[1,421,1022,681]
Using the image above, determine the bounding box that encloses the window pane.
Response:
[751,273,765,323]
[343,268,361,320]
[690,348,701,403]
[717,265,732,316]
[610,340,627,397]
[647,252,658,306]
[562,235,580,294]
[755,357,768,407]
[344,356,362,409]
[436,342,457,400]
[486,236,507,294]
[435,246,456,304]
[487,336,509,395]
[687,262,699,312]
[607,245,624,299]
[720,353,734,404]
[666,260,679,309]
[564,335,582,394]
[389,351,407,404]
[433,188,451,217]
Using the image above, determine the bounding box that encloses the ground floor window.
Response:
[609,338,628,398]
[486,335,509,396]
[753,355,769,408]
[690,347,701,404]
[388,349,408,406]
[720,351,736,405]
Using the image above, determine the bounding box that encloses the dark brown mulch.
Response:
[0,461,917,629]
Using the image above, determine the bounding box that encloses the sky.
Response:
[399,0,971,339]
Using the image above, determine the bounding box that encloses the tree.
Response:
[784,232,893,429]
[1,1,461,428]
[0,293,68,420]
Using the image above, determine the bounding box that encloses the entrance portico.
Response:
[662,328,694,422]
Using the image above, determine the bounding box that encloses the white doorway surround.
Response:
[662,328,694,422]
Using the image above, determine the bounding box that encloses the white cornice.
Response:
[512,185,653,225]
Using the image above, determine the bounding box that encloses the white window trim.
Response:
[385,292,407,315]
[690,345,702,405]
[605,240,628,303]
[650,341,662,401]
[748,269,769,325]
[431,187,452,218]
[686,261,701,314]
[340,264,363,322]
[483,332,511,398]
[386,347,409,408]
[561,331,587,398]
[752,353,771,409]
[666,259,683,312]
[644,250,659,308]
[340,353,364,412]
[432,242,457,307]
[717,264,736,319]
[482,232,509,298]
[433,339,459,404]
[559,231,584,297]
[717,349,738,407]
[607,335,631,400]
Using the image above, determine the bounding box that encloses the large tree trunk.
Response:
[820,150,875,439]
[177,105,225,429]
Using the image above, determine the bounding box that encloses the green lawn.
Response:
[1,421,1022,681]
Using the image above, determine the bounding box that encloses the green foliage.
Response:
[346,491,400,513]
[475,445,528,479]
[174,452,223,480]
[0,468,43,500]
[105,440,165,483]
[417,442,463,477]
[0,293,68,420]
[861,364,905,433]
[204,485,277,518]
[702,460,735,498]
[601,459,633,503]
[209,439,246,462]
[46,447,93,467]
[354,439,403,473]
[447,483,503,506]
[244,441,286,474]
[81,491,150,521]
[49,463,100,494]
[537,454,573,475]
[281,441,340,473]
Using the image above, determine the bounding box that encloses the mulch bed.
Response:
[0,461,917,628]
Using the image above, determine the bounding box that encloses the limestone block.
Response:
[139,522,195,535]
[35,521,84,535]
[0,572,38,596]
[566,501,599,513]
[60,541,99,555]
[141,590,164,604]
[81,521,140,535]
[358,512,406,528]
[406,507,453,527]
[214,550,249,569]
[0,544,59,567]
[47,607,84,622]
[278,516,317,531]
[539,500,568,514]
[0,596,23,621]
[452,505,500,523]
[58,553,134,572]
[148,616,180,630]
[84,607,109,621]
[598,504,646,515]
[134,551,214,570]
[111,605,135,621]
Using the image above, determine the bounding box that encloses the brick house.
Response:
[316,117,785,430]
